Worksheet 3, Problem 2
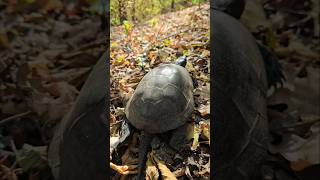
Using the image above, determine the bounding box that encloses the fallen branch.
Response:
[0,111,32,127]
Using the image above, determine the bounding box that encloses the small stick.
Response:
[0,111,31,126]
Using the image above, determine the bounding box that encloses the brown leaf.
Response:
[121,133,138,165]
[172,167,185,178]
[145,154,159,180]
[191,124,201,151]
[38,0,63,12]
[0,100,18,115]
[29,92,50,116]
[269,122,320,165]
[152,153,177,180]
[110,136,121,159]
[241,0,271,32]
[28,59,50,79]
[291,160,312,172]
[198,104,210,117]
[0,165,18,180]
[44,82,79,98]
[110,162,138,175]
[200,120,210,142]
[47,96,74,122]
[29,90,74,122]
[269,63,320,117]
[0,31,10,48]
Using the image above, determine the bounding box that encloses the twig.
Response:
[0,154,8,163]
[0,150,15,157]
[263,6,309,15]
[142,28,192,57]
[0,111,32,127]
[281,118,320,129]
[10,160,17,170]
[159,28,190,42]
[10,140,18,154]
[77,39,106,51]
[288,15,312,28]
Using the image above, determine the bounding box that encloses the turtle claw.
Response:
[257,42,286,89]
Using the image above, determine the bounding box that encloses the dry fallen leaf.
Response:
[191,124,201,151]
[0,31,10,48]
[110,136,121,159]
[110,162,138,175]
[145,154,159,180]
[121,133,138,165]
[151,152,177,180]
[0,164,18,180]
[28,59,51,79]
[200,120,210,143]
[38,0,63,13]
[269,122,320,165]
[241,0,271,32]
[290,159,313,172]
[172,167,185,178]
[198,104,210,117]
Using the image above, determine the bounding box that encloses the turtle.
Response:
[211,0,283,179]
[211,9,269,180]
[124,57,195,179]
[48,52,108,180]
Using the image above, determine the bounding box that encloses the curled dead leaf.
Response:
[121,133,139,165]
[0,164,18,180]
[200,120,210,143]
[198,104,210,117]
[0,31,10,48]
[172,167,185,178]
[28,59,50,79]
[151,152,177,180]
[291,160,312,172]
[39,0,63,12]
[110,136,121,160]
[110,162,138,175]
[191,124,201,151]
[145,154,159,180]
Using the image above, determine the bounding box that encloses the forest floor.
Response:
[241,0,320,177]
[0,1,106,179]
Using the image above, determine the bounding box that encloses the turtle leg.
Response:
[137,131,154,180]
[124,117,136,132]
[168,124,191,151]
[257,42,286,89]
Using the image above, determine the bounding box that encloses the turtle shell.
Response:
[48,52,108,180]
[125,64,194,134]
[212,10,269,180]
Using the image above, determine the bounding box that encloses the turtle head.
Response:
[175,56,187,67]
[212,0,246,19]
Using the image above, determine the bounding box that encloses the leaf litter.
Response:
[242,0,320,178]
[0,0,106,179]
